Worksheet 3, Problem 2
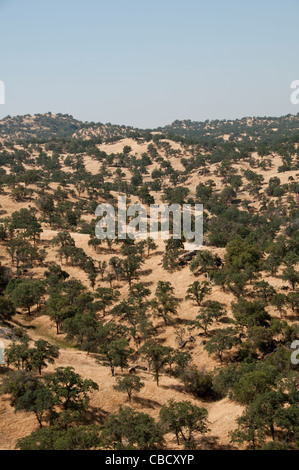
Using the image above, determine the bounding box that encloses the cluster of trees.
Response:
[1,350,210,450]
[5,335,59,374]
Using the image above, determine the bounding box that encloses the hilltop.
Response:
[1,112,299,144]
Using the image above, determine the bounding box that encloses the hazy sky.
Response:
[0,0,299,128]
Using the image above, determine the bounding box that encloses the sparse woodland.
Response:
[0,113,298,450]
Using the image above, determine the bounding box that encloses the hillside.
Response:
[1,112,299,145]
[0,113,134,142]
[0,114,298,451]
[159,114,299,143]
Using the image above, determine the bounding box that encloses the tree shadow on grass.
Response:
[83,407,109,426]
[152,251,164,257]
[138,280,154,288]
[133,396,161,409]
[286,314,299,321]
[160,383,186,394]
[198,435,237,450]
[219,316,233,324]
[38,239,51,248]
[139,268,153,276]
[10,318,36,330]
[172,317,191,327]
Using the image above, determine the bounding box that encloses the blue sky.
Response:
[0,0,298,127]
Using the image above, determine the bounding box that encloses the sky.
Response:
[0,0,299,128]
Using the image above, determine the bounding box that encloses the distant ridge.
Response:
[1,112,299,143]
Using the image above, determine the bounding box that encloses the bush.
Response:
[180,366,219,399]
